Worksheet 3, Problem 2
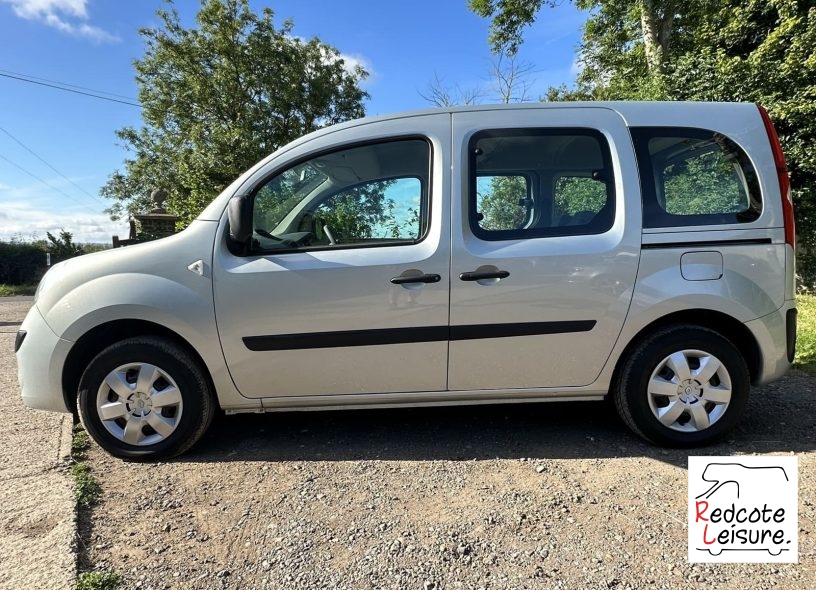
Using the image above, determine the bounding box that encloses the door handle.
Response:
[390,273,442,285]
[459,270,510,281]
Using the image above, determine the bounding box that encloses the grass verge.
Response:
[794,293,816,374]
[0,283,37,296]
[71,425,119,590]
[76,572,121,590]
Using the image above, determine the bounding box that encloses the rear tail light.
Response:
[757,104,795,247]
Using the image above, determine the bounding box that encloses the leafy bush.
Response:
[794,294,816,374]
[0,241,47,285]
[0,231,89,286]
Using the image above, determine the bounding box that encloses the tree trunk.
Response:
[640,0,672,75]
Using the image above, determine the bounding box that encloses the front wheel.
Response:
[78,336,215,460]
[613,326,750,447]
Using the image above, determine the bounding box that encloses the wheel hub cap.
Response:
[646,349,733,433]
[678,379,702,403]
[128,391,153,417]
[95,362,184,447]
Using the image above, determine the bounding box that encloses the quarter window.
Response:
[631,127,761,227]
[469,129,615,240]
[250,139,430,252]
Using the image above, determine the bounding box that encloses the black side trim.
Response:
[242,320,597,351]
[641,238,773,250]
[244,326,448,351]
[786,308,797,363]
[14,330,26,353]
[450,320,596,341]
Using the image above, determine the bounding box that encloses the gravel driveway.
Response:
[81,371,815,589]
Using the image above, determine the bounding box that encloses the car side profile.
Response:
[16,102,796,459]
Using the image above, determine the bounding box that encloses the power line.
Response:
[0,71,141,108]
[0,152,104,216]
[0,126,106,206]
[0,68,137,101]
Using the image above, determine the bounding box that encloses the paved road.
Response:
[0,297,75,590]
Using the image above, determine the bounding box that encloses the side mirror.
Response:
[228,194,252,244]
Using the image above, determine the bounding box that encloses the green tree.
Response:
[472,0,816,284]
[45,230,84,263]
[102,0,368,225]
[477,175,529,230]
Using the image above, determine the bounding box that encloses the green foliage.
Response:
[75,571,120,590]
[46,230,84,263]
[662,1,816,285]
[554,176,607,216]
[315,181,402,242]
[71,424,91,460]
[794,293,816,373]
[0,232,89,286]
[0,284,37,296]
[71,462,100,508]
[470,0,556,56]
[0,240,46,285]
[472,0,816,284]
[71,424,100,508]
[477,175,529,230]
[102,0,369,226]
[662,152,745,216]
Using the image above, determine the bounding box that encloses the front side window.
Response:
[469,129,615,240]
[250,138,430,251]
[631,127,761,227]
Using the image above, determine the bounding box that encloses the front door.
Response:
[213,114,451,398]
[448,108,641,390]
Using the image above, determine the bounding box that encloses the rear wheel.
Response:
[613,325,749,447]
[78,336,215,460]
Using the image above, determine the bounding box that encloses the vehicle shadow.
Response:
[188,372,816,469]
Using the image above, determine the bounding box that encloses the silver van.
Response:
[16,102,797,458]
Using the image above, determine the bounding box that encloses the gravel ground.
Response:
[0,298,76,590]
[82,372,815,589]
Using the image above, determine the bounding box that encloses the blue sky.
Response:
[0,0,585,243]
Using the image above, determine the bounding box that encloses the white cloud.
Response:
[0,199,127,243]
[292,35,373,81]
[0,0,118,42]
[0,177,127,243]
[338,53,372,78]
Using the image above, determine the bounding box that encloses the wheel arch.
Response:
[62,319,216,415]
[610,309,762,391]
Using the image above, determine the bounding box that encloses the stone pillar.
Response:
[133,189,179,240]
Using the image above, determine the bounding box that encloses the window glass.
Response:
[631,127,761,227]
[470,129,615,240]
[250,139,430,251]
[475,175,530,231]
[553,176,607,225]
[313,177,422,243]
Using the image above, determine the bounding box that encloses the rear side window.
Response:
[631,127,761,228]
[469,129,615,240]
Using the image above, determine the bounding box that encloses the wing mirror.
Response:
[228,194,252,245]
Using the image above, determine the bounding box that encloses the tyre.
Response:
[78,336,215,460]
[613,325,750,447]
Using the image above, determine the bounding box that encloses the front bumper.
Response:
[744,299,797,386]
[17,304,72,413]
